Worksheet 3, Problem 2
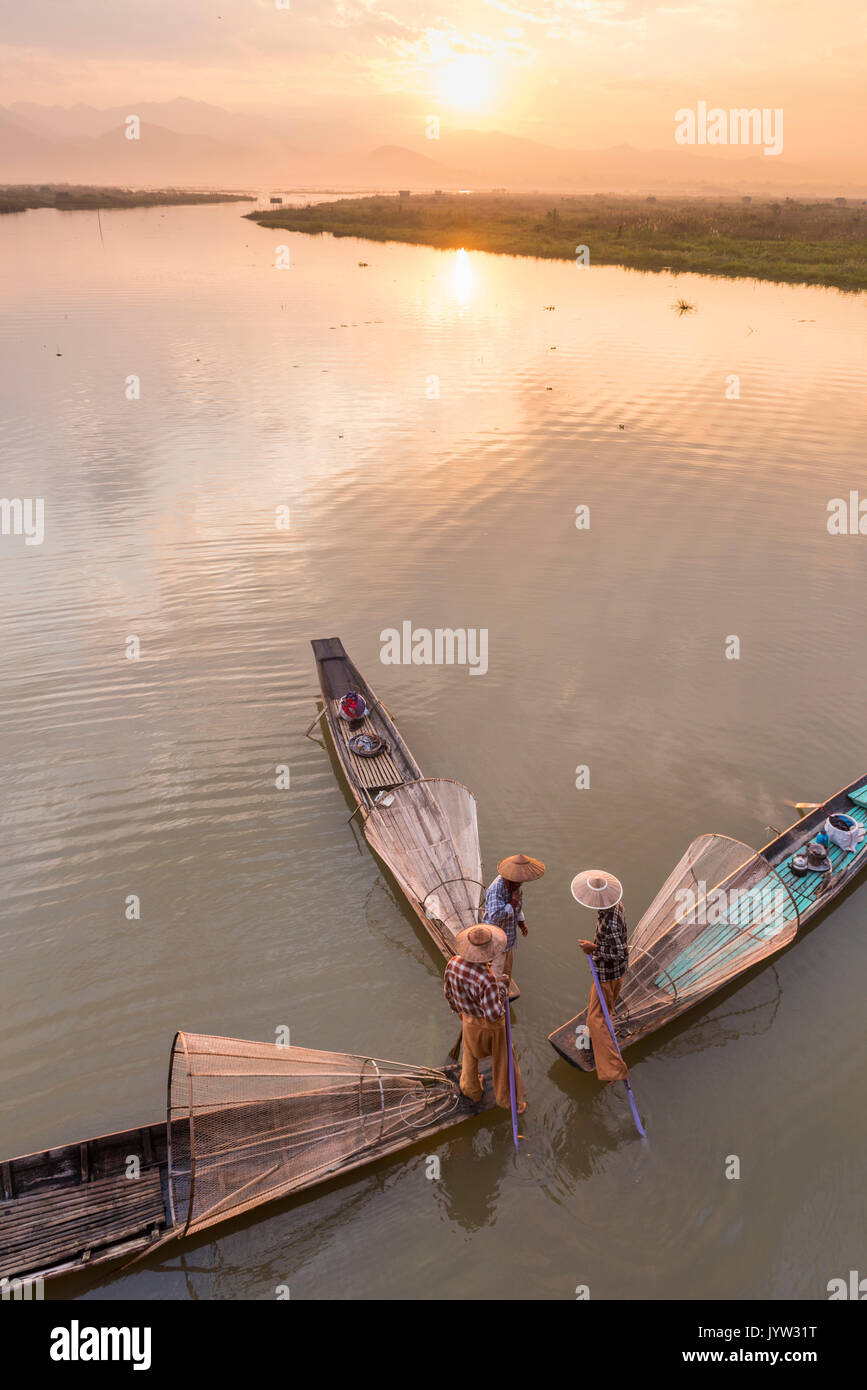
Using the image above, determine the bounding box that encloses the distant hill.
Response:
[0,108,308,186]
[10,98,370,154]
[0,110,64,172]
[356,145,461,185]
[426,129,831,193]
[0,100,862,195]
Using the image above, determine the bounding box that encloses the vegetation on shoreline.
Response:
[247,193,867,291]
[0,185,254,214]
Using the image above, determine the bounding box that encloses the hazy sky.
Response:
[2,0,865,160]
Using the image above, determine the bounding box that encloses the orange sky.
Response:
[2,0,865,167]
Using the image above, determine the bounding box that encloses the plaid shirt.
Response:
[444,956,507,1022]
[592,903,629,982]
[483,876,524,950]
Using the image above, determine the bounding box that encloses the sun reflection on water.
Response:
[453,247,474,309]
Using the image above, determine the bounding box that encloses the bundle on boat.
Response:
[0,1032,494,1286]
[549,774,867,1069]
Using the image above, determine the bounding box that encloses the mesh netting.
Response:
[363,779,484,947]
[615,834,801,1034]
[167,1033,461,1237]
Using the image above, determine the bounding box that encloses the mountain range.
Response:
[1,99,862,195]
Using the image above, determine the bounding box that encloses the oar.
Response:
[304,706,327,738]
[587,955,647,1142]
[504,993,519,1151]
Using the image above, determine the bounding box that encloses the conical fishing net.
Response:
[363,778,484,951]
[613,834,801,1037]
[167,1033,461,1236]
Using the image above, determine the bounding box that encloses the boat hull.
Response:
[0,1060,495,1286]
[0,1120,170,1285]
[312,637,519,996]
[549,775,867,1070]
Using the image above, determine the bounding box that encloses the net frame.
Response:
[362,778,485,939]
[166,1033,461,1238]
[613,834,801,1037]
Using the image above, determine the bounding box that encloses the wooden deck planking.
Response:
[330,700,402,791]
[0,1168,165,1279]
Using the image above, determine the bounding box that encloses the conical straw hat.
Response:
[570,870,622,910]
[497,854,546,882]
[454,923,507,963]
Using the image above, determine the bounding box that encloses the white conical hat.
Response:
[570,870,623,910]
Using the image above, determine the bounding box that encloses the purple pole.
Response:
[503,993,519,1150]
[587,955,647,1142]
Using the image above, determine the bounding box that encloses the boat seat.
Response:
[331,701,403,792]
[0,1167,165,1280]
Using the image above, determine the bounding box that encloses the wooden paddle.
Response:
[304,706,327,738]
[781,800,821,817]
[504,993,520,1151]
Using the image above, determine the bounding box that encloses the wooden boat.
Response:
[0,1119,169,1288]
[549,774,867,1070]
[311,637,518,994]
[0,1032,495,1287]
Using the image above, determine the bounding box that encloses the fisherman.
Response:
[572,869,629,1084]
[483,853,546,981]
[444,924,526,1113]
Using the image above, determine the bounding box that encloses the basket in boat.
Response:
[349,732,388,758]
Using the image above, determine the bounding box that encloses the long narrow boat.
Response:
[311,637,518,994]
[549,774,867,1069]
[0,1031,495,1287]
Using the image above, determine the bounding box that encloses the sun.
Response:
[438,56,493,112]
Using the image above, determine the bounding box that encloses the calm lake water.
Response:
[1,201,865,1301]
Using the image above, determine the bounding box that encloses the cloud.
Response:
[0,0,413,61]
[0,0,863,167]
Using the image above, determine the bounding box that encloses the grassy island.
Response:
[0,185,254,215]
[247,192,867,291]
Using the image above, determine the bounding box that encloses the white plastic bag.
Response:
[825,816,865,853]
